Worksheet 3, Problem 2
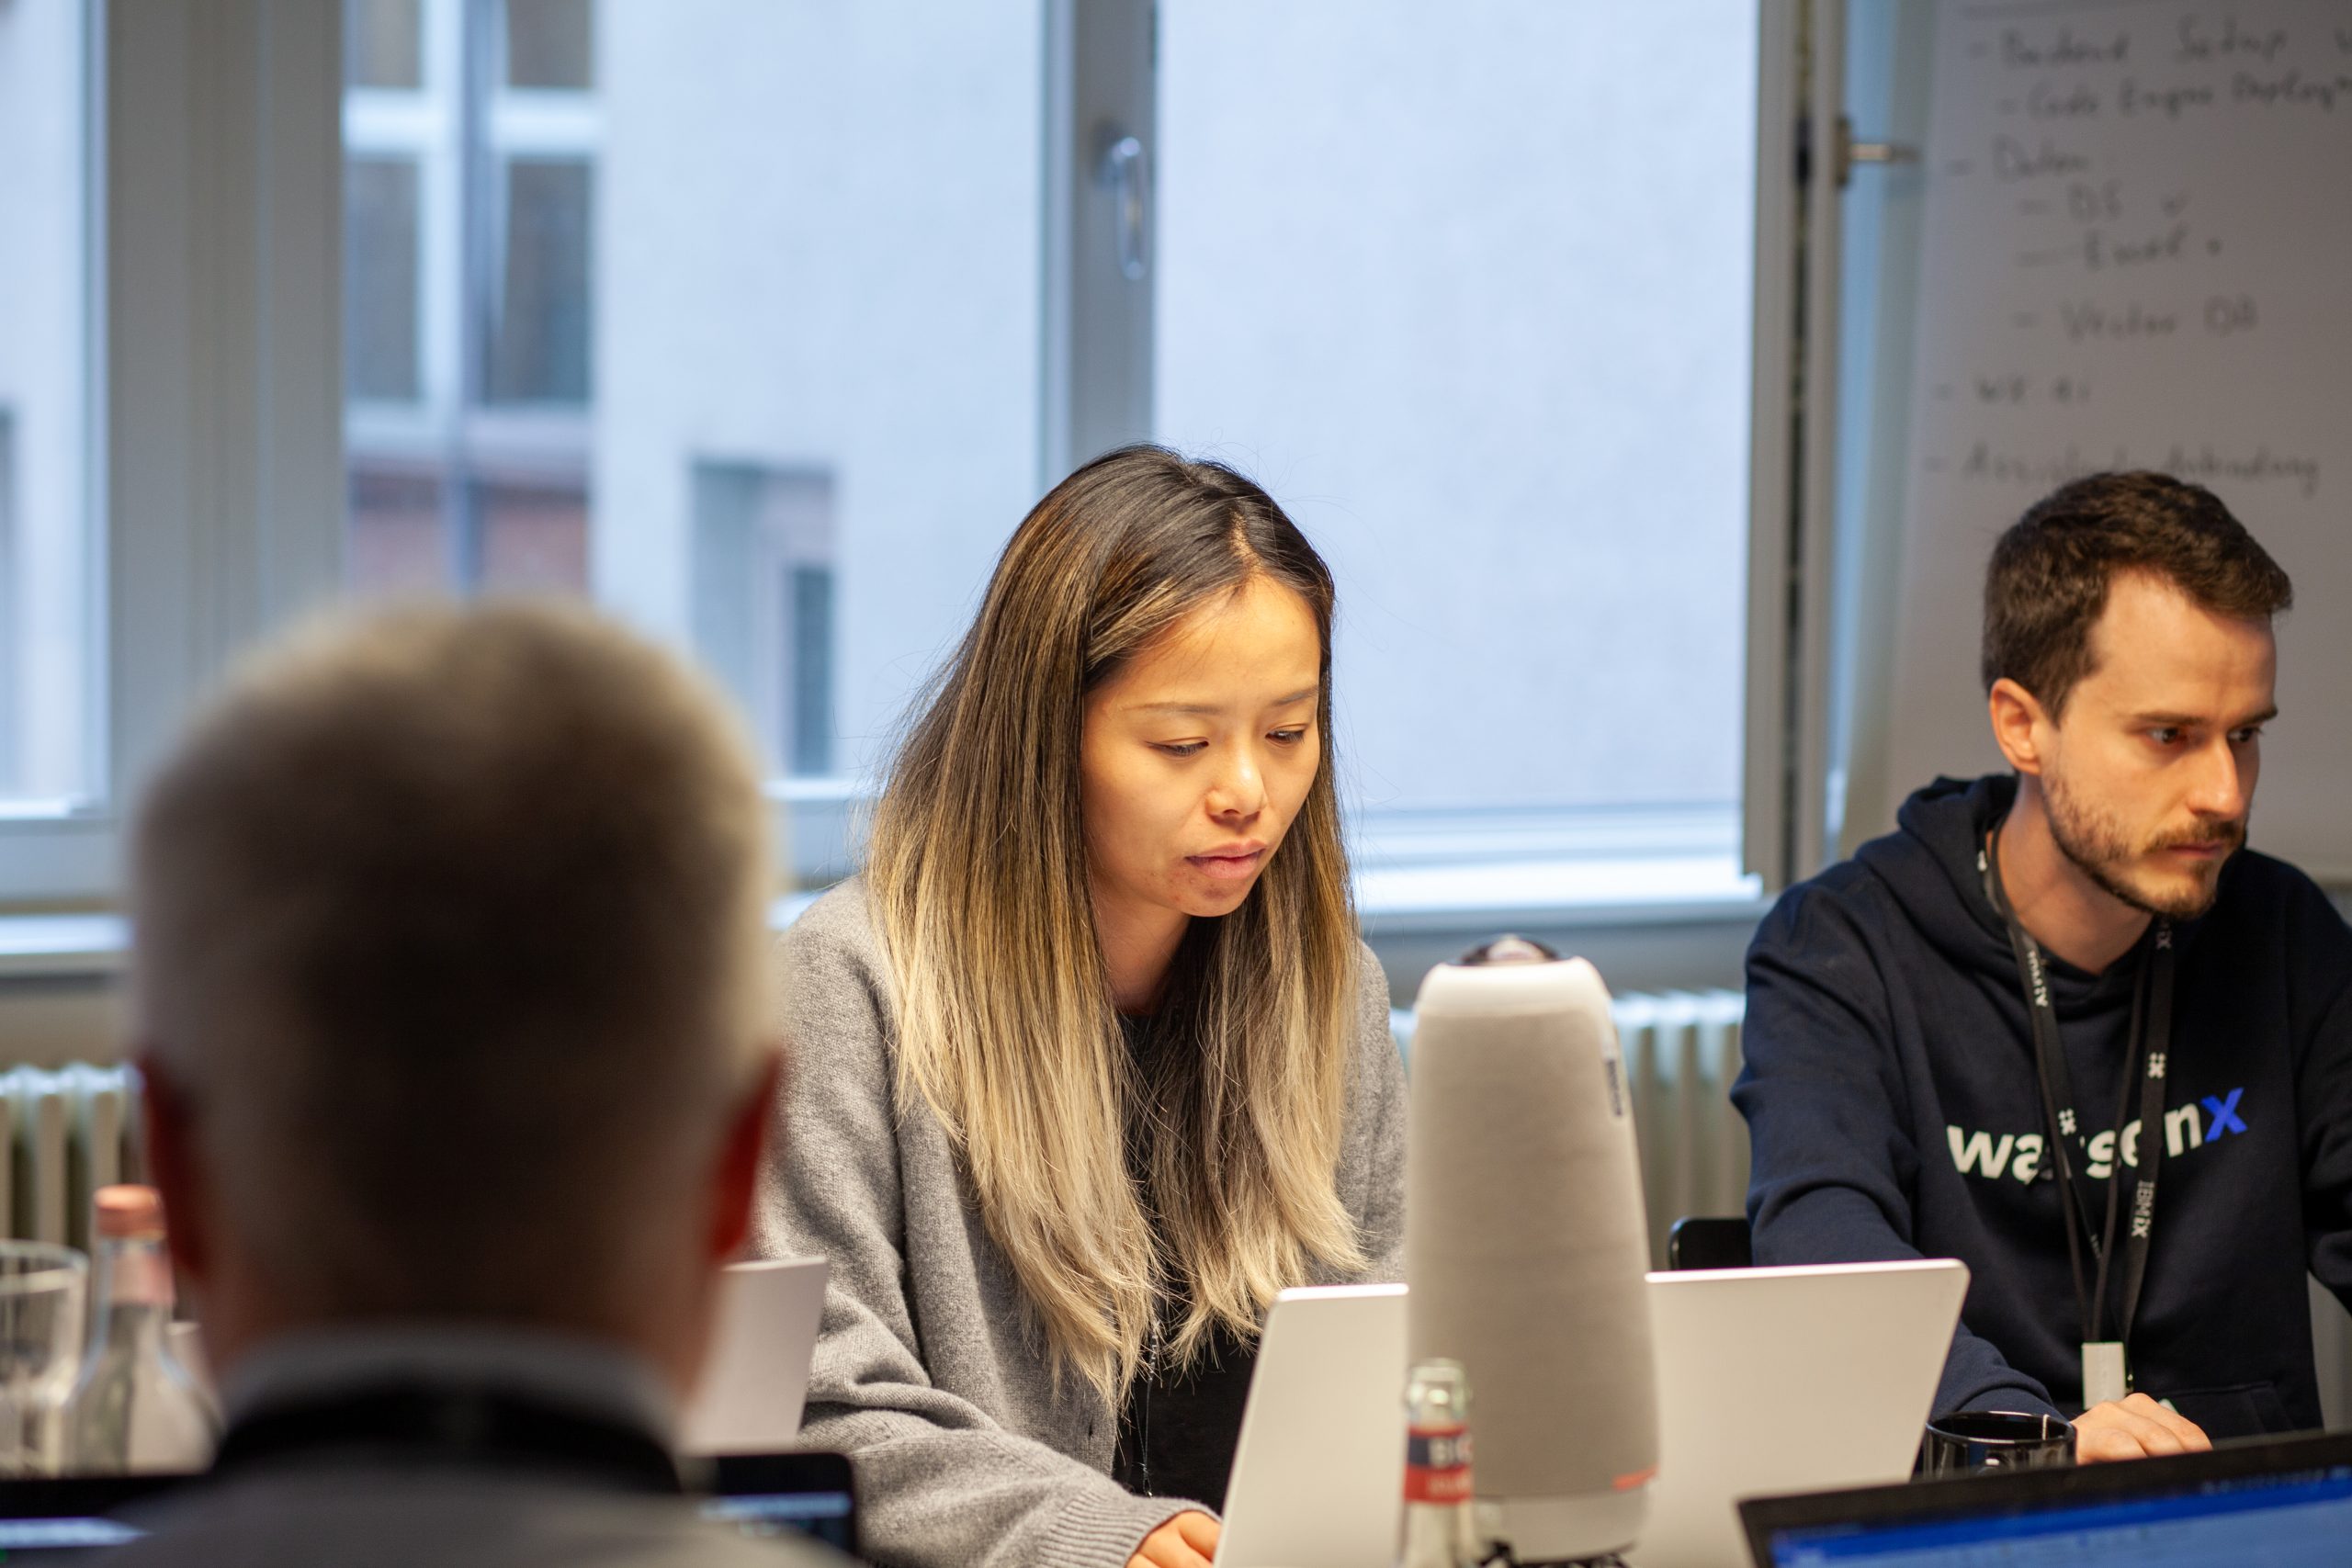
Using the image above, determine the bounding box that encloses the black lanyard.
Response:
[1980,831,2175,1363]
[212,1384,684,1495]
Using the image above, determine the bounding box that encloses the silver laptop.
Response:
[1215,1283,1409,1568]
[1216,1260,1966,1568]
[164,1258,831,1461]
[681,1256,830,1455]
[1629,1258,1968,1568]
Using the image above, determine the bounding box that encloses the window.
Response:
[343,0,595,601]
[0,0,97,811]
[1155,3,1762,910]
[593,0,1041,835]
[0,1,1814,958]
[692,463,838,779]
[348,0,424,90]
[345,157,423,401]
[329,0,1766,907]
[501,0,591,91]
[486,156,592,406]
[342,0,1044,853]
[0,411,16,786]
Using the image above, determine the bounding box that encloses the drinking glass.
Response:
[0,1243,88,1475]
[1919,1410,2076,1476]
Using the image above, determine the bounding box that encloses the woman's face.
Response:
[1080,574,1324,933]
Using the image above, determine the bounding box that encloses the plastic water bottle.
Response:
[1400,1359,1482,1568]
[65,1187,217,1473]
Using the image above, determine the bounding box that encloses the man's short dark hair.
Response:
[1981,471,2292,716]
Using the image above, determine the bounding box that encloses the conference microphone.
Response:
[1404,936,1657,1564]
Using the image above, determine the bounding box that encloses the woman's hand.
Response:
[2074,1393,2212,1462]
[1129,1509,1220,1568]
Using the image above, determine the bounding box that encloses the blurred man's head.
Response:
[1983,471,2290,919]
[131,602,777,1392]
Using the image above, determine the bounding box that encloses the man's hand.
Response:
[2074,1393,2212,1462]
[1129,1509,1220,1568]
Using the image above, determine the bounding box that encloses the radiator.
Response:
[1393,988,1749,1269]
[1612,990,1749,1267]
[0,1065,141,1251]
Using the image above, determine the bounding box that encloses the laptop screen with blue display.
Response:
[1767,1466,2352,1565]
[1743,1432,2352,1568]
[0,1450,854,1560]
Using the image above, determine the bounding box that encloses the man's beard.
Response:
[2044,770,2245,920]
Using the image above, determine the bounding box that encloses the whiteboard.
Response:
[1885,0,2352,878]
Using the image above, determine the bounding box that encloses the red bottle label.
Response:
[1404,1422,1475,1504]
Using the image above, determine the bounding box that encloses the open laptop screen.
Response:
[0,1476,175,1561]
[1745,1433,2352,1568]
[0,1450,854,1560]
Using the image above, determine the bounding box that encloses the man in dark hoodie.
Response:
[1736,471,2352,1463]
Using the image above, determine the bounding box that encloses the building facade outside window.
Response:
[343,0,596,600]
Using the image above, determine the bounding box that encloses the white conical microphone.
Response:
[1405,936,1657,1564]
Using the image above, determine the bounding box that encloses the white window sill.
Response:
[0,915,129,979]
[772,859,1763,939]
[1349,802,1763,933]
[3,802,1767,980]
[1354,857,1763,934]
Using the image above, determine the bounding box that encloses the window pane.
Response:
[690,463,837,778]
[473,474,589,593]
[486,157,592,406]
[346,0,424,90]
[1158,4,1758,831]
[349,464,452,595]
[0,0,95,806]
[345,157,422,401]
[789,563,836,777]
[503,0,593,90]
[339,1,1044,822]
[596,2,1042,785]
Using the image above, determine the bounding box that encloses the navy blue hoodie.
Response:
[1734,774,2352,1437]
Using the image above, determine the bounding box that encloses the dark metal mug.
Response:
[1919,1410,2077,1476]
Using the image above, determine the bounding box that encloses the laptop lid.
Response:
[1740,1428,2352,1567]
[1630,1258,1970,1568]
[1214,1283,1408,1568]
[680,1256,829,1455]
[165,1258,828,1461]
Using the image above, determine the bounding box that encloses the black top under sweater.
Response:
[1109,1325,1256,1509]
[1736,773,2352,1436]
[1109,1014,1259,1508]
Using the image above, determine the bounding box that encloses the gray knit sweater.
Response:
[751,879,1407,1568]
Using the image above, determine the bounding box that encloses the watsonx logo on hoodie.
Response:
[1946,1089,2251,1184]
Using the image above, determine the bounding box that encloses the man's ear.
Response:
[1988,677,2054,778]
[137,1052,211,1288]
[707,1049,783,1264]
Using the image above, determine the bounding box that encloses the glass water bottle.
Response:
[65,1186,217,1474]
[1400,1358,1482,1568]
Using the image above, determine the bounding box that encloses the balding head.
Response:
[131,601,775,1363]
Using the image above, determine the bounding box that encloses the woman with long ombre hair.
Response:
[752,446,1405,1568]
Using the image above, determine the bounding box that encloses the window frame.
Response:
[0,0,346,912]
[1089,0,1791,930]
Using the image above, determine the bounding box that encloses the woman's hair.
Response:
[865,445,1364,1400]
